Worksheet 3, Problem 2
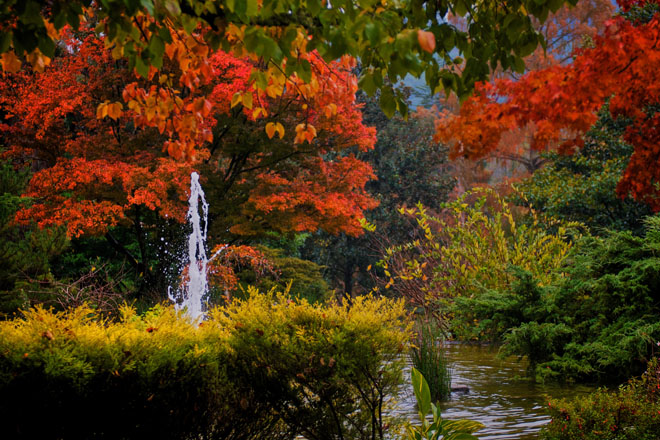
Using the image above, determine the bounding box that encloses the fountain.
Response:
[168,171,211,321]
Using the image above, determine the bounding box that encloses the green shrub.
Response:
[0,290,410,439]
[541,358,660,440]
[452,216,660,383]
[242,246,332,303]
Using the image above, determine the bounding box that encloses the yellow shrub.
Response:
[380,187,581,309]
[0,290,410,440]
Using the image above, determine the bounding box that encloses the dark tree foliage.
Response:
[0,162,68,317]
[302,92,455,297]
[515,109,652,235]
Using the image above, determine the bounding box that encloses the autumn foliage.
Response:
[0,33,193,237]
[436,0,660,209]
[0,28,377,239]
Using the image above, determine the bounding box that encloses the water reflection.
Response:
[395,344,595,439]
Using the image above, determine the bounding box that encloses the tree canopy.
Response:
[436,0,660,209]
[2,0,576,118]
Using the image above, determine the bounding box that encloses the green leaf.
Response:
[53,11,67,29]
[358,72,377,96]
[0,32,12,53]
[181,14,198,33]
[411,367,432,416]
[298,58,312,83]
[380,88,396,118]
[252,70,268,89]
[513,56,525,74]
[328,31,348,59]
[397,97,409,119]
[234,0,247,19]
[148,35,164,60]
[163,0,181,16]
[548,0,565,12]
[38,35,56,58]
[506,17,524,44]
[158,26,173,44]
[307,0,322,15]
[261,36,283,63]
[66,8,80,30]
[135,55,149,78]
[246,0,259,17]
[519,37,538,58]
[19,1,44,26]
[453,0,468,17]
[364,22,380,46]
[444,434,480,440]
[140,0,155,15]
[442,419,485,434]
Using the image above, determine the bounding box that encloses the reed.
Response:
[410,321,452,401]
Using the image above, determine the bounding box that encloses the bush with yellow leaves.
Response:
[378,187,581,332]
[0,288,410,440]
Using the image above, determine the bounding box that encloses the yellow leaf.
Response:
[265,84,282,98]
[242,93,253,109]
[107,102,123,120]
[231,92,242,108]
[1,52,22,73]
[253,107,267,118]
[274,122,285,139]
[112,44,124,59]
[26,50,50,73]
[265,122,276,139]
[96,102,108,119]
[324,103,338,118]
[43,20,61,40]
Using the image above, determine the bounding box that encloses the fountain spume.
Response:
[168,172,211,321]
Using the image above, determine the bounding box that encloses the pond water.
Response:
[394,344,596,439]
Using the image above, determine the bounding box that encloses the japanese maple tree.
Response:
[436,0,660,209]
[0,29,377,296]
[438,0,614,178]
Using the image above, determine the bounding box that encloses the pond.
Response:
[394,344,596,439]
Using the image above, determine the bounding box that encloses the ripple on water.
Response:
[393,344,596,440]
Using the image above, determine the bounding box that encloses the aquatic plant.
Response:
[410,321,452,401]
[405,367,483,440]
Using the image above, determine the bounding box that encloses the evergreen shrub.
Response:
[0,289,409,440]
[453,216,660,383]
[541,358,660,440]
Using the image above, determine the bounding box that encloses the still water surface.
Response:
[394,344,596,439]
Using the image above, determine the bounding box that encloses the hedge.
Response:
[0,288,410,440]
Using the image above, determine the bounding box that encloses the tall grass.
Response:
[410,321,452,401]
